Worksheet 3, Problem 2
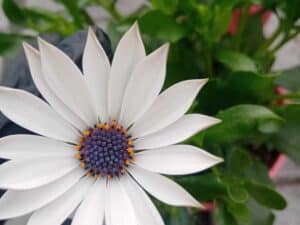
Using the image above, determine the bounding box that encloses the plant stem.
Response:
[254,23,283,56]
[233,6,248,50]
[269,29,300,55]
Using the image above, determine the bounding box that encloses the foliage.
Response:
[2,0,300,225]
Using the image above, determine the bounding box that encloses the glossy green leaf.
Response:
[226,148,253,177]
[216,50,258,72]
[203,105,283,145]
[176,173,226,201]
[214,203,238,225]
[245,180,287,210]
[227,201,249,222]
[2,0,27,25]
[197,72,276,115]
[195,3,233,42]
[138,10,186,42]
[151,0,178,14]
[227,184,249,203]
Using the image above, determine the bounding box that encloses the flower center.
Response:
[75,121,134,178]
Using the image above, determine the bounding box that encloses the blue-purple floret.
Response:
[80,127,132,177]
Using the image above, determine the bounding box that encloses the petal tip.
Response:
[87,26,96,39]
[212,118,222,125]
[37,37,52,51]
[23,42,39,56]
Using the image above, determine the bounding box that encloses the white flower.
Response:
[0,23,223,225]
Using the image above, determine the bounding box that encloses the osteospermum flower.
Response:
[0,23,223,225]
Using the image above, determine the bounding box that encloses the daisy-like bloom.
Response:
[0,23,223,225]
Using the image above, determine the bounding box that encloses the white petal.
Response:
[0,167,85,220]
[134,114,221,150]
[4,215,31,225]
[119,44,169,128]
[83,28,110,122]
[38,38,97,126]
[72,179,105,225]
[108,22,146,120]
[105,179,137,225]
[27,177,93,225]
[121,175,164,225]
[23,43,86,131]
[0,87,79,143]
[130,79,208,138]
[135,144,223,175]
[129,165,201,208]
[0,135,76,160]
[0,157,79,190]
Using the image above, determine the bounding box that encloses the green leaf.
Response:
[244,158,273,185]
[227,201,249,222]
[272,104,300,165]
[227,184,249,203]
[151,0,178,14]
[214,203,238,225]
[176,173,226,201]
[23,8,77,35]
[0,33,31,57]
[138,10,186,42]
[2,0,27,25]
[276,66,300,91]
[195,3,233,42]
[244,180,287,210]
[226,148,253,177]
[3,0,77,35]
[216,50,258,72]
[203,105,283,145]
[56,0,87,28]
[197,72,276,115]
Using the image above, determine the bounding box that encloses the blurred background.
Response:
[1,0,300,225]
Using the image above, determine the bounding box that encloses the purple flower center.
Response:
[75,122,134,178]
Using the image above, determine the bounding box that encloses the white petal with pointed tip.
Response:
[121,175,164,225]
[0,157,79,190]
[72,179,106,225]
[0,87,79,143]
[105,179,137,225]
[38,38,97,126]
[23,43,86,131]
[130,79,208,138]
[135,145,223,175]
[4,215,31,225]
[83,28,110,122]
[129,165,201,208]
[0,168,85,219]
[108,22,146,120]
[119,44,169,128]
[135,114,221,150]
[0,135,76,160]
[28,177,93,225]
